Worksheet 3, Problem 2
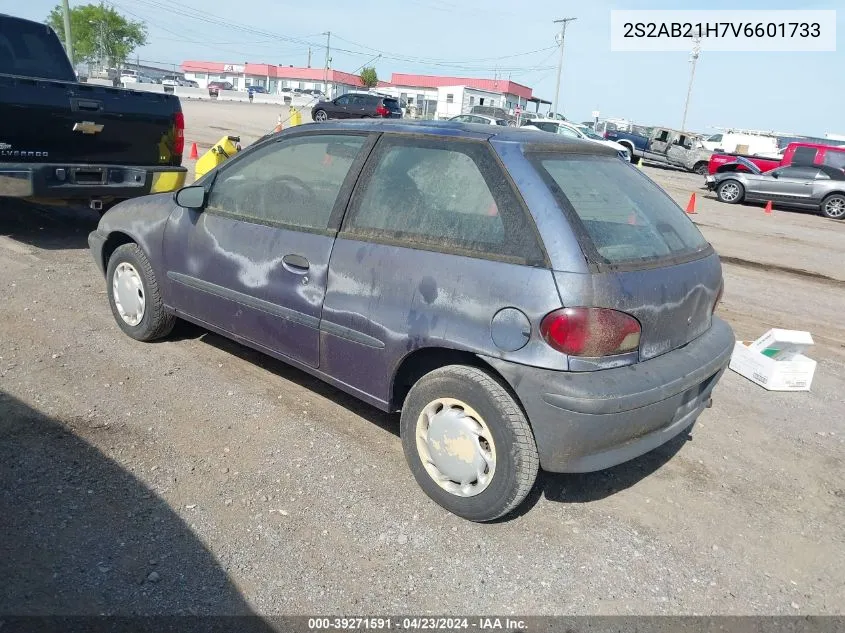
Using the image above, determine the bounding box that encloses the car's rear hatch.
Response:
[529,151,723,361]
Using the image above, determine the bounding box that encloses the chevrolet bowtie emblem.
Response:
[73,121,104,134]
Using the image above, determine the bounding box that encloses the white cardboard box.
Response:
[747,328,814,360]
[729,341,816,391]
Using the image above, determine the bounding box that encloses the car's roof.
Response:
[283,120,613,154]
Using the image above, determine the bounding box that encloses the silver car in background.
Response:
[706,158,845,220]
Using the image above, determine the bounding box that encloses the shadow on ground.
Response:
[185,324,689,522]
[0,391,274,622]
[0,200,97,251]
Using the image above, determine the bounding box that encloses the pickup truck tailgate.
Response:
[0,75,180,167]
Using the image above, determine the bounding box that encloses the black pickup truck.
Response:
[0,14,186,212]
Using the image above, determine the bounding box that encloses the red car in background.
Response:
[707,142,845,175]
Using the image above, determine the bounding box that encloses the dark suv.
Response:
[312,93,402,121]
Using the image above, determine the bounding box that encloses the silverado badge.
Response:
[73,121,104,134]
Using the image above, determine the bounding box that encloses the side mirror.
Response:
[174,185,206,210]
[771,172,779,178]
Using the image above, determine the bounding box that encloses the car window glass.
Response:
[775,166,820,179]
[534,121,558,133]
[557,126,580,138]
[532,154,709,265]
[335,95,349,106]
[207,134,366,230]
[791,146,818,165]
[346,139,544,263]
[822,151,845,171]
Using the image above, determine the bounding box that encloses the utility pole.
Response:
[551,17,577,119]
[323,31,331,96]
[307,47,311,68]
[681,26,702,132]
[61,0,74,65]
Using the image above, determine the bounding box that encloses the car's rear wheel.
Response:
[400,365,539,522]
[106,243,175,342]
[717,179,744,204]
[313,109,328,122]
[820,193,845,220]
[693,162,709,176]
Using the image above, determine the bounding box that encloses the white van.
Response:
[701,133,778,156]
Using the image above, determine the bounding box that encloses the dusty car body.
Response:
[88,121,734,521]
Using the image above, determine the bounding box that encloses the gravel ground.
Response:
[1,102,844,617]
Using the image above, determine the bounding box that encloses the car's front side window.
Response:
[344,137,544,264]
[206,134,367,231]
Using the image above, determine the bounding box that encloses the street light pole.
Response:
[61,0,74,65]
[551,17,576,119]
[323,31,331,96]
[681,27,702,132]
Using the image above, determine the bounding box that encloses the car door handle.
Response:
[282,254,310,273]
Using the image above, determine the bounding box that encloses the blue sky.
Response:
[10,0,843,135]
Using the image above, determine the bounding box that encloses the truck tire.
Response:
[693,162,709,176]
[620,142,636,163]
[106,243,176,342]
[400,365,539,522]
[717,179,744,204]
[820,193,845,220]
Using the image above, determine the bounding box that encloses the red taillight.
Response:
[603,131,609,139]
[376,104,389,117]
[540,308,641,357]
[173,111,185,157]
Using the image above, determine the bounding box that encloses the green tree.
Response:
[47,3,147,68]
[359,67,379,89]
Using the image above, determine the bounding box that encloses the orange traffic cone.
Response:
[189,142,198,160]
[764,200,773,215]
[685,193,697,214]
[273,115,283,134]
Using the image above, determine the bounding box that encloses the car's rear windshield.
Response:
[0,18,76,81]
[383,98,401,111]
[530,153,710,266]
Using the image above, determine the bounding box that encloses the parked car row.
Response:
[521,119,631,162]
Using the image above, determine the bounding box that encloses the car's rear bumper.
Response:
[0,163,187,201]
[482,316,735,473]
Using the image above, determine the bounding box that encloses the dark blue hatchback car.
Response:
[89,120,734,521]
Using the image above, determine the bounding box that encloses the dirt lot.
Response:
[1,101,844,616]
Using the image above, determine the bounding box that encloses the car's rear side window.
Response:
[822,150,845,171]
[344,137,545,265]
[0,19,75,81]
[530,153,710,266]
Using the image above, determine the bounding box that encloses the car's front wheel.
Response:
[400,365,539,522]
[820,193,845,220]
[717,179,744,204]
[313,109,328,122]
[106,243,175,342]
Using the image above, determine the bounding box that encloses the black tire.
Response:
[106,243,176,342]
[313,109,328,122]
[693,162,709,176]
[717,179,744,204]
[820,193,845,220]
[620,143,636,163]
[400,365,539,522]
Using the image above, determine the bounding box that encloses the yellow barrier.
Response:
[288,106,302,127]
[195,135,241,181]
